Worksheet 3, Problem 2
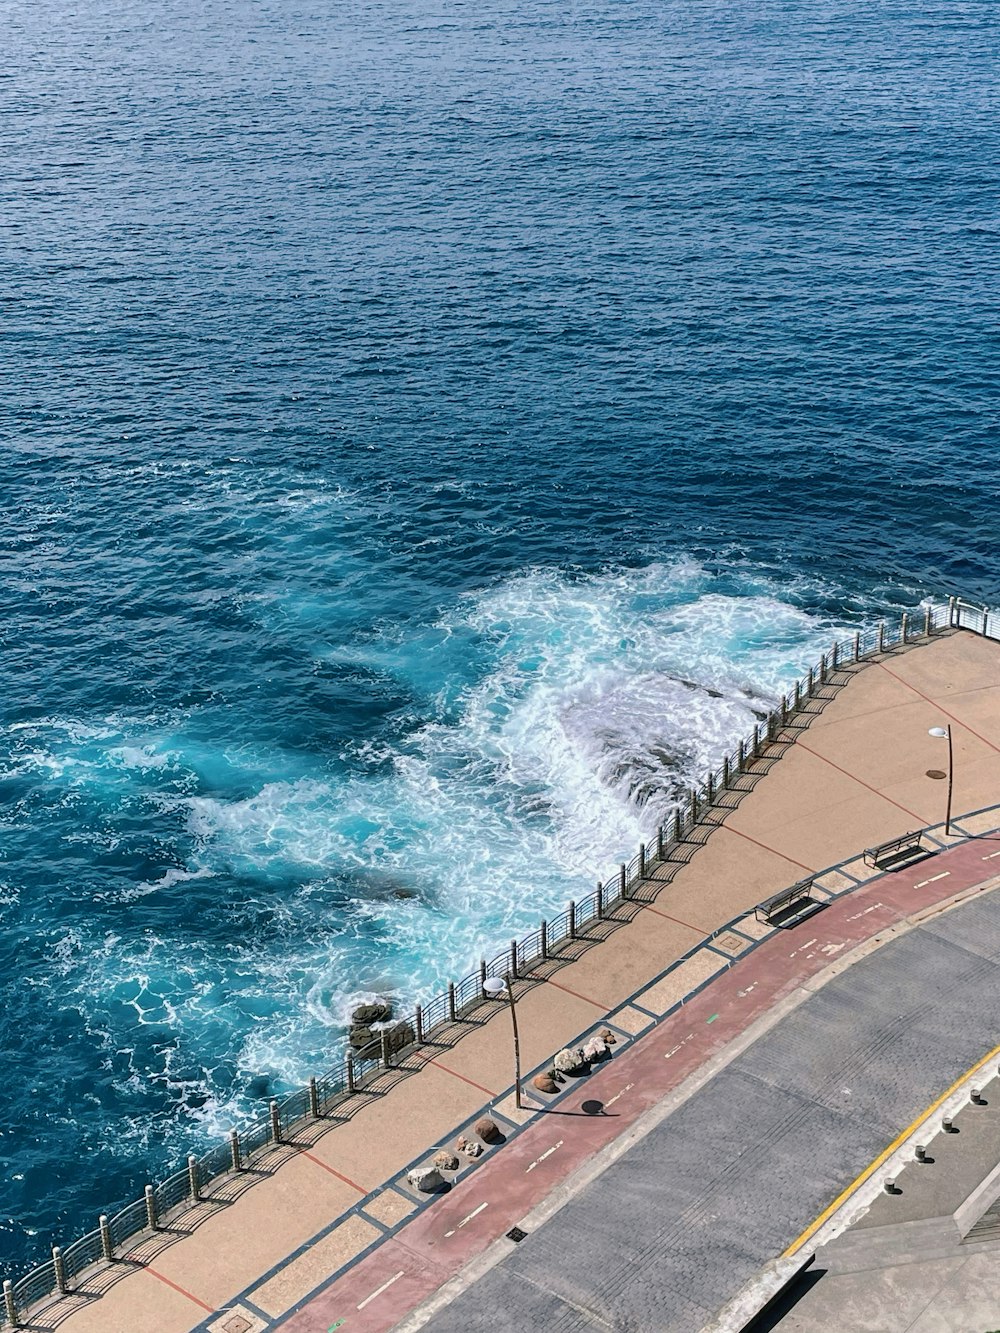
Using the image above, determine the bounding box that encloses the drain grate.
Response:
[506,1226,528,1243]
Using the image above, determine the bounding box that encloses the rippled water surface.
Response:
[1,0,998,1273]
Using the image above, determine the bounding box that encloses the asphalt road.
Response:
[422,893,1000,1332]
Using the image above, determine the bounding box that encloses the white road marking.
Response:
[982,850,1000,861]
[847,903,884,921]
[444,1201,489,1237]
[737,981,758,998]
[526,1141,563,1173]
[788,939,818,957]
[820,941,846,956]
[664,1035,694,1060]
[914,871,951,888]
[605,1083,634,1108]
[357,1270,405,1310]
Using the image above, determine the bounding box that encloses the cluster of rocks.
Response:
[531,1030,616,1093]
[407,1118,500,1192]
[348,999,414,1056]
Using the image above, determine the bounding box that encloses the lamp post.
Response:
[929,725,953,836]
[484,975,522,1109]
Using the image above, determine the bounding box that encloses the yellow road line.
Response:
[784,1041,1000,1257]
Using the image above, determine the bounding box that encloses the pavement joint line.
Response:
[876,659,1000,755]
[711,819,816,873]
[794,736,927,822]
[783,1039,1000,1258]
[640,900,706,933]
[299,1149,367,1195]
[426,1058,498,1097]
[144,1265,215,1314]
[537,974,607,1009]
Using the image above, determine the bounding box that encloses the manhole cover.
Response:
[925,769,947,780]
[506,1226,528,1242]
[221,1316,252,1333]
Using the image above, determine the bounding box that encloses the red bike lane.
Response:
[278,834,999,1333]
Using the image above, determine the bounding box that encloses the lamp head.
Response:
[483,977,506,998]
[928,726,949,739]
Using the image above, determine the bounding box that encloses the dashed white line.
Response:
[444,1201,489,1237]
[525,1140,563,1173]
[914,871,951,888]
[664,1035,694,1060]
[847,903,884,921]
[982,850,1000,861]
[357,1269,405,1310]
[605,1083,634,1108]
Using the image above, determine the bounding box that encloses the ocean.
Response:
[1,0,997,1275]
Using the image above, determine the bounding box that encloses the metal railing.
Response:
[2,594,993,1326]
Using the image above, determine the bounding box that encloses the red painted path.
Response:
[276,834,1000,1333]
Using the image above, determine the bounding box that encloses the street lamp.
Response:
[929,725,953,836]
[484,975,522,1109]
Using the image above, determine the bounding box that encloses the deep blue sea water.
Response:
[1,0,997,1275]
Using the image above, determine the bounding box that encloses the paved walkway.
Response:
[17,628,1000,1333]
[275,841,1000,1332]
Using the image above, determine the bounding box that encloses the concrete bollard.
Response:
[884,1177,900,1195]
[188,1154,200,1202]
[270,1098,282,1144]
[144,1184,158,1231]
[915,1144,928,1163]
[99,1213,113,1263]
[230,1129,242,1171]
[309,1076,320,1119]
[4,1279,19,1327]
[52,1245,67,1295]
[942,1116,956,1133]
[971,1087,986,1105]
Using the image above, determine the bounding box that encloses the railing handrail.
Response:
[3,594,995,1325]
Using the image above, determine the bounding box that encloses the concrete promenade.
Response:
[15,628,1000,1333]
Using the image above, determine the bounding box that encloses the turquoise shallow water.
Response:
[1,0,998,1275]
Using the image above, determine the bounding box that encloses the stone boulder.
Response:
[433,1149,460,1172]
[475,1117,501,1144]
[553,1046,587,1076]
[457,1135,483,1159]
[408,1165,444,1192]
[348,1025,377,1051]
[582,1036,610,1064]
[352,1000,393,1025]
[386,1021,415,1054]
[532,1072,558,1094]
[599,1028,618,1045]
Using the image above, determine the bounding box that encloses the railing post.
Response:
[596,882,604,918]
[568,900,576,938]
[878,621,885,652]
[53,1245,67,1295]
[448,981,457,1021]
[722,754,730,787]
[673,807,682,841]
[807,667,814,697]
[690,788,699,821]
[4,1279,19,1327]
[510,938,519,979]
[638,842,646,878]
[780,693,788,725]
[948,595,956,627]
[269,1098,282,1144]
[657,824,664,857]
[924,605,932,637]
[144,1184,158,1232]
[381,1027,392,1068]
[619,862,627,900]
[309,1076,320,1119]
[706,772,714,802]
[346,1053,356,1093]
[793,680,801,710]
[479,957,487,991]
[99,1214,113,1263]
[819,655,827,685]
[229,1128,242,1171]
[540,919,548,958]
[415,1004,424,1044]
[854,630,861,661]
[187,1154,200,1203]
[766,712,776,742]
[901,611,908,643]
[831,640,839,669]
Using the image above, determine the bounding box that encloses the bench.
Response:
[863,831,928,871]
[755,879,826,930]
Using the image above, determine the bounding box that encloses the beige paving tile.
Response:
[251,1214,379,1317]
[711,929,753,955]
[152,1151,362,1309]
[362,1187,417,1228]
[607,1004,654,1035]
[208,1306,268,1333]
[636,949,726,1016]
[43,1267,204,1333]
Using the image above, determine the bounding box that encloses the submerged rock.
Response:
[351,1000,393,1025]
